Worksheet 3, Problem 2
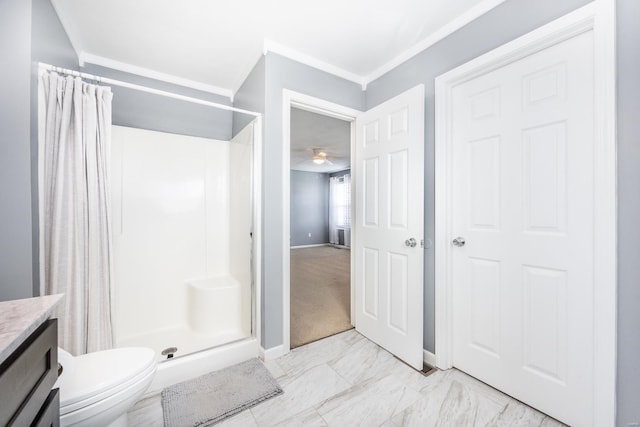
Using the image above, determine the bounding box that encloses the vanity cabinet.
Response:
[0,319,59,426]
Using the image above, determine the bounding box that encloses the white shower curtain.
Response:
[38,72,114,355]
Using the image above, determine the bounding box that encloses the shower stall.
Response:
[110,119,260,391]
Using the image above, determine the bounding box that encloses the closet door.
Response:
[450,31,595,426]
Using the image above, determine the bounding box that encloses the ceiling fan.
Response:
[312,148,334,165]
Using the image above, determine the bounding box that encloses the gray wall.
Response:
[0,0,76,301]
[233,56,266,137]
[365,0,592,355]
[29,0,80,297]
[290,171,329,247]
[616,0,640,424]
[83,64,233,141]
[0,0,34,301]
[32,0,78,69]
[260,52,364,348]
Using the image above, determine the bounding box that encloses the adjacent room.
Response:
[0,0,637,426]
[289,107,352,348]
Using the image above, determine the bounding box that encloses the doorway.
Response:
[282,91,359,353]
[289,107,352,348]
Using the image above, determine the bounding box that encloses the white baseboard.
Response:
[290,243,330,249]
[423,349,436,367]
[260,344,288,361]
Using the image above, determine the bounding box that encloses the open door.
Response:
[354,85,424,369]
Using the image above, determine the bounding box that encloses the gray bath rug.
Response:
[161,358,283,426]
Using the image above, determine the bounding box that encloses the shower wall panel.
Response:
[229,123,254,336]
[111,126,230,342]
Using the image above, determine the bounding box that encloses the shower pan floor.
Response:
[116,326,248,362]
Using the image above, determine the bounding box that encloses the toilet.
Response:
[55,347,157,427]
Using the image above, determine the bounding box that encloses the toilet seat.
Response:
[56,347,156,415]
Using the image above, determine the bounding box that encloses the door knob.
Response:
[405,238,417,248]
[452,237,466,247]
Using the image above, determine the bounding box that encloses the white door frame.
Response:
[252,116,263,351]
[282,90,361,354]
[434,2,616,425]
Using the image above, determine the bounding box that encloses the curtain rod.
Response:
[38,62,261,118]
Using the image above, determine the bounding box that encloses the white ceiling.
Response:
[51,0,504,98]
[290,108,350,173]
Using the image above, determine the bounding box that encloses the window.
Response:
[329,174,351,245]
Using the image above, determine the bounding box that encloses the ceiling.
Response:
[51,0,504,98]
[290,108,350,173]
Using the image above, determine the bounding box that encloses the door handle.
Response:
[405,238,417,248]
[452,237,466,247]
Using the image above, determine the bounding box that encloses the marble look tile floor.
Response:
[127,330,565,427]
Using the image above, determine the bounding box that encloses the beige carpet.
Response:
[290,245,352,348]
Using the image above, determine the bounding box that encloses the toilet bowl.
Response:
[54,347,157,427]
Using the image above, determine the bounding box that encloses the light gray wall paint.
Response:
[29,0,80,297]
[233,56,266,137]
[32,0,78,69]
[0,0,34,301]
[261,52,364,348]
[365,0,592,354]
[82,64,233,141]
[290,171,329,247]
[616,0,640,424]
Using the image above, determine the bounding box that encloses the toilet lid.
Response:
[57,347,156,411]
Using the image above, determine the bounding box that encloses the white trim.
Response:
[265,39,367,89]
[262,0,508,90]
[78,53,234,100]
[363,0,507,85]
[283,90,360,355]
[286,93,361,119]
[252,116,264,352]
[591,1,617,425]
[423,350,437,368]
[348,120,357,326]
[434,2,616,426]
[54,0,508,101]
[283,97,291,354]
[259,344,287,361]
[290,101,357,122]
[290,243,331,249]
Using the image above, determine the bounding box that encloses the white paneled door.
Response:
[451,31,595,425]
[355,85,424,369]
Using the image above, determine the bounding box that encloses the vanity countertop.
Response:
[0,294,63,366]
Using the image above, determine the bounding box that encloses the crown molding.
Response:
[78,53,234,100]
[57,0,509,102]
[363,0,507,85]
[263,39,367,89]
